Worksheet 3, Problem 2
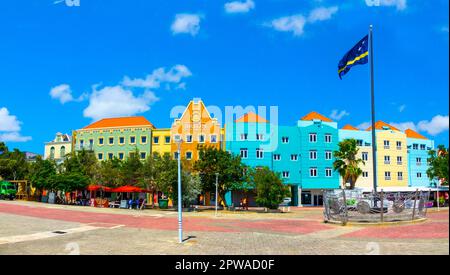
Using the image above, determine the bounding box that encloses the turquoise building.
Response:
[405,129,435,188]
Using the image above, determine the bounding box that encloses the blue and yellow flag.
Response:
[338,35,369,79]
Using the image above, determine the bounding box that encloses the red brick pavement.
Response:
[342,222,449,239]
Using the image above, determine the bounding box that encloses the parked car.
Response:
[0,181,16,200]
[279,197,291,206]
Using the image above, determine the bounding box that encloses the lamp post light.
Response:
[175,136,183,243]
[215,173,219,217]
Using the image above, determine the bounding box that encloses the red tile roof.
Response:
[235,112,269,123]
[366,121,400,131]
[405,129,428,140]
[342,124,359,131]
[83,116,155,129]
[301,112,333,122]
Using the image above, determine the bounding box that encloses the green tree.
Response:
[97,158,123,187]
[427,145,449,186]
[63,149,98,181]
[154,153,178,201]
[249,167,290,209]
[0,145,29,181]
[140,152,161,191]
[121,148,143,186]
[49,172,90,193]
[28,156,57,192]
[333,139,365,190]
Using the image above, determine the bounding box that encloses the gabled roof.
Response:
[342,124,359,131]
[301,111,333,122]
[235,112,269,123]
[366,121,400,131]
[405,129,428,140]
[83,116,155,129]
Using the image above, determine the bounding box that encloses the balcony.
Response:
[397,162,403,165]
[398,177,403,181]
[76,144,94,151]
[385,177,391,180]
[396,146,402,150]
[384,161,390,165]
[384,146,390,149]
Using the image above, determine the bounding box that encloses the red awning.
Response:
[111,186,144,193]
[87,185,113,192]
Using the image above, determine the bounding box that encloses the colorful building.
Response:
[151,128,172,157]
[339,125,374,189]
[405,129,435,188]
[44,132,72,164]
[73,117,155,161]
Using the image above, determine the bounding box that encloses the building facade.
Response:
[44,132,72,164]
[405,129,435,188]
[73,117,155,161]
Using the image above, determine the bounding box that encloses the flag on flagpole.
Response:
[338,35,369,79]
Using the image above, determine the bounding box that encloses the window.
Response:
[118,152,124,160]
[130,136,136,144]
[50,147,55,159]
[89,139,94,147]
[309,150,317,160]
[282,171,290,178]
[325,151,332,160]
[384,156,390,164]
[256,134,263,140]
[413,144,418,150]
[173,135,181,143]
[420,144,426,150]
[325,168,332,177]
[141,136,147,144]
[129,152,135,158]
[165,136,171,144]
[240,149,248,159]
[417,172,422,178]
[291,154,298,161]
[98,137,104,145]
[256,148,264,159]
[140,152,146,160]
[309,133,317,143]
[325,134,332,143]
[210,135,217,143]
[309,168,318,177]
[273,154,281,161]
[186,135,193,143]
[186,152,192,160]
[385,171,391,180]
[119,137,125,145]
[384,140,390,149]
[416,157,422,165]
[79,139,84,148]
[60,146,66,157]
[356,140,363,146]
[199,135,205,143]
[282,137,289,143]
[240,133,248,141]
[396,141,402,150]
[109,137,114,145]
[362,171,369,178]
[397,156,402,165]
[108,153,114,160]
[398,172,403,181]
[153,136,159,144]
[174,152,180,160]
[362,152,369,161]
[98,153,103,160]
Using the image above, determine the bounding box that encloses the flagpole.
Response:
[369,25,378,193]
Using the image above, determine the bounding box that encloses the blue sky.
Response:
[0,0,448,154]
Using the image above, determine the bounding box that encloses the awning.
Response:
[87,185,113,192]
[111,186,145,193]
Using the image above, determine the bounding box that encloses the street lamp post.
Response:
[215,173,219,217]
[176,137,183,243]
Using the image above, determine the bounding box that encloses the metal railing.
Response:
[324,189,429,225]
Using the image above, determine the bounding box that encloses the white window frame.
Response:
[240,148,248,159]
[256,148,264,159]
[309,150,317,160]
[309,133,317,143]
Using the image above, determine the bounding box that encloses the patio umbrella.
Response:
[111,186,144,193]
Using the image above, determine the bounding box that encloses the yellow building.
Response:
[367,121,409,188]
[151,128,172,157]
[44,132,72,164]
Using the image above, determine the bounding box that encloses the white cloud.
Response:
[365,0,407,11]
[225,0,255,14]
[398,104,406,112]
[171,14,202,36]
[268,15,307,36]
[308,6,339,23]
[389,121,417,131]
[83,86,159,121]
[122,65,192,89]
[50,84,87,104]
[417,115,449,136]
[0,132,32,143]
[330,109,350,121]
[357,121,372,130]
[0,107,31,142]
[267,6,338,36]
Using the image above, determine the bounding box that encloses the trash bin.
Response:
[159,199,168,209]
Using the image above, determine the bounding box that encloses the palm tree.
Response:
[333,139,365,190]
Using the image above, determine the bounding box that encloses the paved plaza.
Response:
[0,200,448,255]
